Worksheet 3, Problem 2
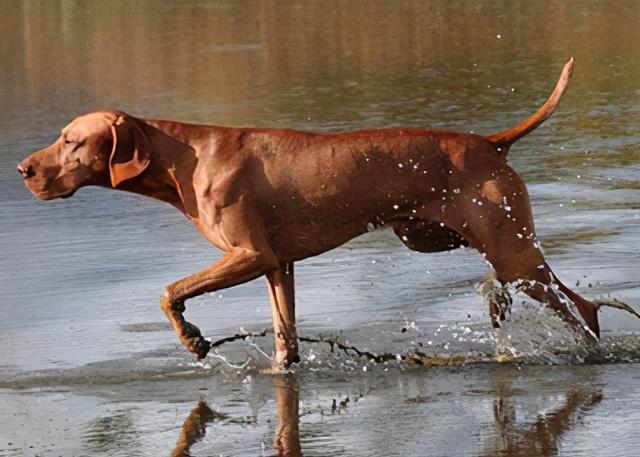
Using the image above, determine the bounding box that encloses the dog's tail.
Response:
[487,57,574,153]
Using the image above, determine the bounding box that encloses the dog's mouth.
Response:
[26,183,77,201]
[59,189,76,199]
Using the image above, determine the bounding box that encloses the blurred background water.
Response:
[1,1,639,456]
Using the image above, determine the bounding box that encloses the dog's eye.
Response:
[64,138,75,145]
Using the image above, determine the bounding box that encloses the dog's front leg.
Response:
[161,246,279,359]
[266,262,299,368]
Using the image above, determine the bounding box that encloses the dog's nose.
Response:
[17,163,36,179]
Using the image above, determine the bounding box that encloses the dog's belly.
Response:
[260,182,446,261]
[265,213,371,261]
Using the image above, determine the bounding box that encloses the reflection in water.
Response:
[272,375,303,457]
[171,401,226,457]
[487,389,602,457]
[172,375,301,457]
[170,370,601,457]
[2,1,639,455]
[84,409,141,455]
[482,370,603,457]
[3,0,640,133]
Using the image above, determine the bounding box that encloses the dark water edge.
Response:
[2,0,640,455]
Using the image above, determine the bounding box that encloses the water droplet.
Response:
[393,204,399,210]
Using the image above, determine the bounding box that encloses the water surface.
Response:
[1,1,640,455]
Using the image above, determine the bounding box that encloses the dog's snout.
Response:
[17,163,36,179]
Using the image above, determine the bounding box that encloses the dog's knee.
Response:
[249,249,279,274]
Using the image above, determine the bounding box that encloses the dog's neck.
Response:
[115,120,201,218]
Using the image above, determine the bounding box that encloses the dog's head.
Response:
[18,111,151,200]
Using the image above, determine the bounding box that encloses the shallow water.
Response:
[1,0,640,455]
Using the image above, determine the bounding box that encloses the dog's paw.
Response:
[192,337,211,360]
[180,322,211,359]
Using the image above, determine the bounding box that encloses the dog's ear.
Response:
[109,116,151,187]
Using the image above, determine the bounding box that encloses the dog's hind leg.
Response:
[477,270,513,328]
[266,261,300,369]
[434,166,599,337]
[392,219,511,326]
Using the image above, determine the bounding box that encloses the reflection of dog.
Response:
[489,389,602,456]
[272,375,302,456]
[20,58,604,368]
[485,369,603,457]
[172,372,603,457]
[171,401,222,457]
[171,376,301,457]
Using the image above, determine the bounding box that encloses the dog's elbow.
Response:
[230,246,279,273]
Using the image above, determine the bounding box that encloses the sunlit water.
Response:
[1,1,640,455]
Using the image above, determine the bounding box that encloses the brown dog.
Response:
[19,58,603,368]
